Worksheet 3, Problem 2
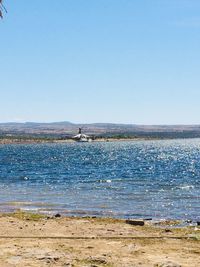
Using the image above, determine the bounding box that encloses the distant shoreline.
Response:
[1,122,200,142]
[0,136,200,145]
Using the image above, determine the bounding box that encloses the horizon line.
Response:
[0,121,200,126]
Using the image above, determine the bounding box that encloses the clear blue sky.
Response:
[1,0,200,124]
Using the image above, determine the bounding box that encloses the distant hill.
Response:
[1,122,200,139]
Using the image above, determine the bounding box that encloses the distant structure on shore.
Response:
[72,128,92,142]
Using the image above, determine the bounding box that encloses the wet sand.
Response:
[0,212,199,267]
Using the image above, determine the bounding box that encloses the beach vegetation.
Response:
[3,211,46,221]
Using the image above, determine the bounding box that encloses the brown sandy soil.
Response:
[0,212,199,267]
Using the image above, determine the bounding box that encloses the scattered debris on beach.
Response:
[0,212,199,267]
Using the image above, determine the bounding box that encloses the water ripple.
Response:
[0,139,200,220]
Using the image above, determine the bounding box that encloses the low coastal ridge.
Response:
[1,122,200,143]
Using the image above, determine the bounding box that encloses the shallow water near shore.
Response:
[0,139,199,220]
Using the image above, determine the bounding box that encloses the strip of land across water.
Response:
[0,211,199,267]
[1,122,200,143]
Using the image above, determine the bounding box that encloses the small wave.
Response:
[179,185,194,190]
[1,201,57,207]
[98,179,112,183]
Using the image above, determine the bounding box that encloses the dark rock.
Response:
[87,256,107,264]
[55,213,61,218]
[197,221,200,226]
[125,219,145,226]
[164,229,172,233]
[38,256,60,262]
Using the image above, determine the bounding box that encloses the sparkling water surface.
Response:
[0,139,199,220]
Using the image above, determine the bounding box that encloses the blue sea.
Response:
[0,139,199,221]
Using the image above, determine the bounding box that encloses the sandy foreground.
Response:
[0,212,199,267]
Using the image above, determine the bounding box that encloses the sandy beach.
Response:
[0,212,199,267]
